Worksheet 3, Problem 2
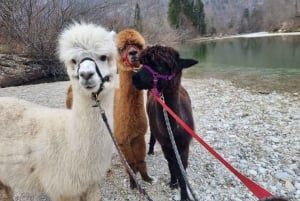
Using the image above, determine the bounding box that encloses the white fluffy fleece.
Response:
[0,22,117,201]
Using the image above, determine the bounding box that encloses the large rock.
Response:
[0,54,50,88]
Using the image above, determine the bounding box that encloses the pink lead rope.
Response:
[150,90,283,200]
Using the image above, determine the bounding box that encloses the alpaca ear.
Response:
[179,58,198,69]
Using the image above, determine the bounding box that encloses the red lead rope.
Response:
[151,90,273,200]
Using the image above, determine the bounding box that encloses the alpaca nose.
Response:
[129,50,138,57]
[80,71,95,80]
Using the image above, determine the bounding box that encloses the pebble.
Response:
[295,182,300,190]
[248,169,258,176]
[285,181,296,191]
[0,78,298,201]
[275,171,294,181]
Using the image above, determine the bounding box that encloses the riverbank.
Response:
[181,32,300,95]
[0,78,299,201]
[183,71,300,95]
[188,32,300,43]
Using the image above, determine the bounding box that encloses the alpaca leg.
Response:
[177,146,190,201]
[119,143,138,189]
[161,146,179,189]
[132,135,153,183]
[85,183,102,201]
[136,160,153,183]
[161,145,191,201]
[128,168,138,189]
[177,169,190,201]
[56,197,80,201]
[167,154,190,201]
[0,181,13,201]
[56,183,102,201]
[147,132,156,155]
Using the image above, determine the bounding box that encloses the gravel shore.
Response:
[0,78,299,201]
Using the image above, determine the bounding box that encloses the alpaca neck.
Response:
[67,84,113,151]
[119,69,144,100]
[162,89,180,110]
[61,84,114,182]
[161,77,182,112]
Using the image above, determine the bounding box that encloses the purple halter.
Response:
[143,65,175,96]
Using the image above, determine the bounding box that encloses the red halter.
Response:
[122,45,141,69]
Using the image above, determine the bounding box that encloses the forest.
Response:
[0,0,299,77]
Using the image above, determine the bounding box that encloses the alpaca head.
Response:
[58,22,117,97]
[132,45,198,93]
[116,29,145,70]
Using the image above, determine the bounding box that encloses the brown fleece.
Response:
[66,85,73,109]
[113,29,152,189]
[0,181,13,201]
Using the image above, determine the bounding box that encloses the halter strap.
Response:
[122,45,140,69]
[77,57,110,98]
[143,65,175,96]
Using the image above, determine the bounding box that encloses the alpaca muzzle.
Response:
[122,45,141,70]
[77,57,111,97]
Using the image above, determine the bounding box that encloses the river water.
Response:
[179,34,300,93]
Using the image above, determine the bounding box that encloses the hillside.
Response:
[202,0,300,34]
[1,0,300,87]
[133,0,300,36]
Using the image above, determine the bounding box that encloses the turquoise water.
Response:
[178,35,300,93]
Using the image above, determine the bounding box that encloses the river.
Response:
[178,33,300,93]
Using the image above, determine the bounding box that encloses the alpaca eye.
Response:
[100,55,107,61]
[71,59,76,64]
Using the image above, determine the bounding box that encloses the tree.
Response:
[168,0,206,34]
[168,0,181,29]
[239,8,250,33]
[0,0,115,76]
[183,0,206,34]
[249,7,263,32]
[134,2,143,32]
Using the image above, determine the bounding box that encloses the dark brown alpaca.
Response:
[132,45,198,201]
[132,46,290,201]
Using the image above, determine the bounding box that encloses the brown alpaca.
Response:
[0,181,13,201]
[66,84,73,109]
[114,29,152,189]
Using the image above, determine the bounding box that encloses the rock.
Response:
[0,78,298,201]
[285,181,295,190]
[0,54,65,87]
[275,171,293,181]
[248,169,258,176]
[0,54,49,87]
[258,167,267,174]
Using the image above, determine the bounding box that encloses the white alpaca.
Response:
[0,22,117,201]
